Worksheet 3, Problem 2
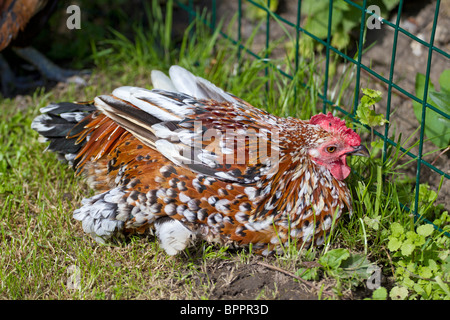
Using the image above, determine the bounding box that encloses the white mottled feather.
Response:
[73,188,125,243]
[154,139,189,166]
[168,65,236,103]
[155,219,195,255]
[59,112,88,123]
[132,88,192,117]
[110,88,180,122]
[151,70,178,92]
[31,114,54,132]
[151,122,179,140]
[112,86,133,101]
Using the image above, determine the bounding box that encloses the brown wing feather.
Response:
[68,113,127,174]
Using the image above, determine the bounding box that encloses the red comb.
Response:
[310,112,361,146]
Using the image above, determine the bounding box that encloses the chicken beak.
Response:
[346,145,370,157]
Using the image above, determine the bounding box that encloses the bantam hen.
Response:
[32,65,369,256]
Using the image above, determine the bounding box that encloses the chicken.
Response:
[0,0,84,95]
[32,65,369,256]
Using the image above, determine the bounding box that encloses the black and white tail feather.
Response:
[31,102,96,165]
[32,65,241,255]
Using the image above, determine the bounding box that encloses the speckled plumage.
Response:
[32,65,368,256]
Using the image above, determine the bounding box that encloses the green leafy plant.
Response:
[386,221,450,299]
[297,248,375,294]
[413,69,450,150]
[411,183,446,218]
[356,88,388,127]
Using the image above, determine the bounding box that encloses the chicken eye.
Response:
[326,146,337,153]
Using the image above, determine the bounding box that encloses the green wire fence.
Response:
[175,0,450,236]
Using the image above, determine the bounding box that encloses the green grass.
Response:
[0,0,448,300]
